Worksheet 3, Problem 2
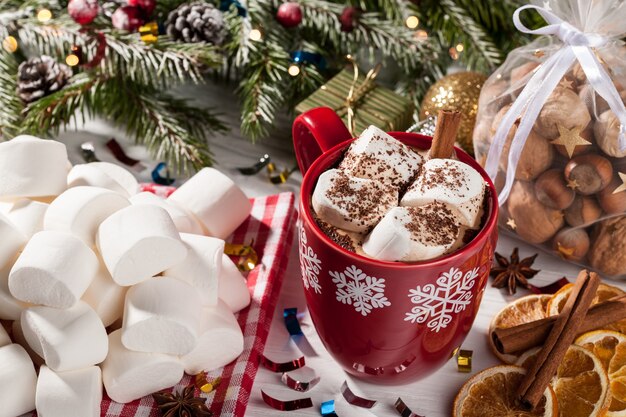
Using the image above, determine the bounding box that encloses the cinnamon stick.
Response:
[516,270,600,410]
[493,294,626,354]
[429,110,462,159]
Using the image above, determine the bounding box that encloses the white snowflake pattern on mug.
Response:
[330,265,391,316]
[298,226,322,294]
[404,266,479,332]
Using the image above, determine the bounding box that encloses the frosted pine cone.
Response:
[165,1,226,45]
[17,56,72,104]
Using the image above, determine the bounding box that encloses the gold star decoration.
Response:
[550,124,592,158]
[558,78,574,89]
[506,218,517,230]
[567,178,579,190]
[613,172,626,194]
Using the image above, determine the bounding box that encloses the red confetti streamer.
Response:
[106,138,141,166]
[280,371,320,392]
[528,277,570,295]
[394,398,424,417]
[341,381,376,409]
[261,390,313,411]
[261,355,306,373]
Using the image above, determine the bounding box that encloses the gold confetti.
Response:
[224,242,258,272]
[139,21,159,44]
[550,124,591,158]
[567,178,580,190]
[613,172,626,194]
[457,349,473,373]
[558,78,574,89]
[194,373,221,393]
[556,242,575,258]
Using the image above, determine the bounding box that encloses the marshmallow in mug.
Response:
[122,276,203,355]
[4,199,48,239]
[0,135,68,199]
[129,192,204,235]
[401,158,486,228]
[67,162,139,198]
[339,125,424,188]
[0,344,37,417]
[168,168,251,239]
[20,302,108,372]
[102,330,184,404]
[312,169,398,233]
[36,366,102,417]
[180,300,244,375]
[165,233,224,307]
[218,254,251,313]
[96,205,187,286]
[363,204,463,262]
[44,186,130,246]
[9,231,99,309]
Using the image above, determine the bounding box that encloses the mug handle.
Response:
[292,107,353,174]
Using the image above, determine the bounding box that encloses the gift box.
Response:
[296,68,414,134]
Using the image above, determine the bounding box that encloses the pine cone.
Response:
[165,1,226,44]
[17,56,72,104]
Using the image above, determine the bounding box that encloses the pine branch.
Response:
[0,51,25,138]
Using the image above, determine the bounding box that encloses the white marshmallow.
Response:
[44,186,130,246]
[67,162,139,198]
[0,135,68,199]
[20,302,108,372]
[180,300,244,374]
[0,324,9,347]
[0,344,37,417]
[130,191,203,234]
[312,169,397,233]
[165,233,224,306]
[36,366,102,417]
[219,254,251,313]
[102,330,184,404]
[9,231,99,308]
[82,256,128,327]
[339,125,423,188]
[0,212,27,269]
[97,205,188,286]
[401,159,486,228]
[122,277,203,355]
[168,168,251,239]
[363,204,463,262]
[12,318,44,367]
[0,257,29,320]
[5,199,48,238]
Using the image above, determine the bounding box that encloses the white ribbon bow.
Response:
[485,4,626,204]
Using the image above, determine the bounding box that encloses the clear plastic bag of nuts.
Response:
[473,0,626,279]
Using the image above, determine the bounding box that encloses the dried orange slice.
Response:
[547,283,626,334]
[576,330,626,416]
[453,365,558,417]
[488,294,552,363]
[516,345,610,417]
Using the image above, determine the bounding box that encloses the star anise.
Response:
[490,247,540,295]
[153,385,213,417]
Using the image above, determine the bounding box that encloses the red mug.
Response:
[292,107,499,384]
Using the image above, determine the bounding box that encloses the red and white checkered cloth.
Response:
[22,191,297,417]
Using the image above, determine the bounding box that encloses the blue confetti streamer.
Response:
[151,162,175,186]
[220,0,247,17]
[283,307,304,336]
[321,400,338,416]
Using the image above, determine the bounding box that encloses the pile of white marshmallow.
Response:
[0,136,253,417]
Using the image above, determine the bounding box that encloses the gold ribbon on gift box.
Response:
[296,58,414,136]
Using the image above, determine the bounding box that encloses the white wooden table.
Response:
[56,83,624,417]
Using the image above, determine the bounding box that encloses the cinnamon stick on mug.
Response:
[516,270,600,410]
[429,110,462,159]
[492,294,626,354]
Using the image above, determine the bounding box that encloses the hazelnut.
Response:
[552,227,590,262]
[564,196,603,227]
[579,84,609,115]
[553,124,595,158]
[510,62,539,86]
[535,169,575,209]
[594,110,626,158]
[564,154,613,195]
[589,216,626,277]
[480,81,512,113]
[598,175,626,214]
[508,181,564,244]
[569,63,587,85]
[535,88,591,140]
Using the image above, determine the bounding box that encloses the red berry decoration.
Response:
[340,6,360,32]
[276,2,302,28]
[68,0,99,25]
[112,5,144,32]
[127,0,156,16]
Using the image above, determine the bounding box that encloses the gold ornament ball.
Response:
[420,72,487,156]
